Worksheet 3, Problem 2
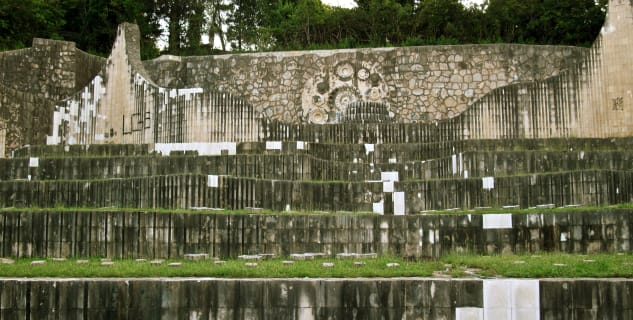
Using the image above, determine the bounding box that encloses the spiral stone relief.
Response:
[308,109,328,124]
[330,86,359,112]
[367,88,382,102]
[301,60,393,124]
[335,62,355,80]
[357,68,370,80]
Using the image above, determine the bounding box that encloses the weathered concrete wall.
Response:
[0,40,74,99]
[0,278,630,319]
[4,147,633,186]
[0,170,631,212]
[3,138,633,214]
[454,0,633,139]
[0,210,630,259]
[1,1,631,152]
[1,1,632,153]
[0,38,105,156]
[4,140,633,212]
[0,84,57,155]
[142,44,586,124]
[46,24,262,146]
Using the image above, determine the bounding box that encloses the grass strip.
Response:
[0,257,436,278]
[442,253,633,278]
[0,254,632,278]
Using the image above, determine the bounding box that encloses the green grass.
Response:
[0,257,436,278]
[1,254,632,278]
[442,253,633,278]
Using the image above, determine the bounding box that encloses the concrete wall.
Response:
[4,136,633,212]
[0,169,631,212]
[142,44,585,124]
[0,278,630,319]
[1,1,632,151]
[34,0,633,148]
[0,210,629,259]
[0,38,105,156]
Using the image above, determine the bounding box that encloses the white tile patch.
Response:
[207,175,219,188]
[266,141,282,150]
[456,307,483,320]
[383,181,394,193]
[483,214,513,229]
[452,154,457,175]
[364,143,375,154]
[393,192,405,215]
[511,280,540,320]
[381,171,399,182]
[373,200,384,215]
[29,157,39,168]
[560,232,568,242]
[0,125,4,159]
[482,176,495,189]
[296,141,305,150]
[484,280,540,320]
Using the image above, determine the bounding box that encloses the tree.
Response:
[206,0,230,51]
[58,0,160,58]
[0,0,65,50]
[226,0,266,51]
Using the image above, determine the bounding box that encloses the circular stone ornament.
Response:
[367,88,382,101]
[330,87,359,111]
[357,68,370,80]
[335,62,355,80]
[308,109,329,124]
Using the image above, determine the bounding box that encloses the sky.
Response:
[321,0,485,8]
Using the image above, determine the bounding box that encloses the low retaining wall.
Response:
[0,278,629,319]
[1,170,631,212]
[0,210,630,259]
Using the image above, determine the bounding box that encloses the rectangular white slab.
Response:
[373,200,384,215]
[383,181,394,193]
[484,279,540,320]
[393,192,405,215]
[364,143,375,154]
[29,157,39,168]
[483,214,513,229]
[482,176,495,189]
[266,141,282,150]
[511,280,540,320]
[381,171,399,182]
[456,307,483,320]
[207,175,219,188]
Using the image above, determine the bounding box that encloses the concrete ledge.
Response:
[0,209,630,259]
[0,278,629,319]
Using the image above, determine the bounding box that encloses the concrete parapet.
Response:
[0,278,630,319]
[0,210,630,259]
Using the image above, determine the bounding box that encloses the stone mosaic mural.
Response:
[0,0,631,153]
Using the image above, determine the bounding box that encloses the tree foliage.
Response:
[0,0,607,57]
